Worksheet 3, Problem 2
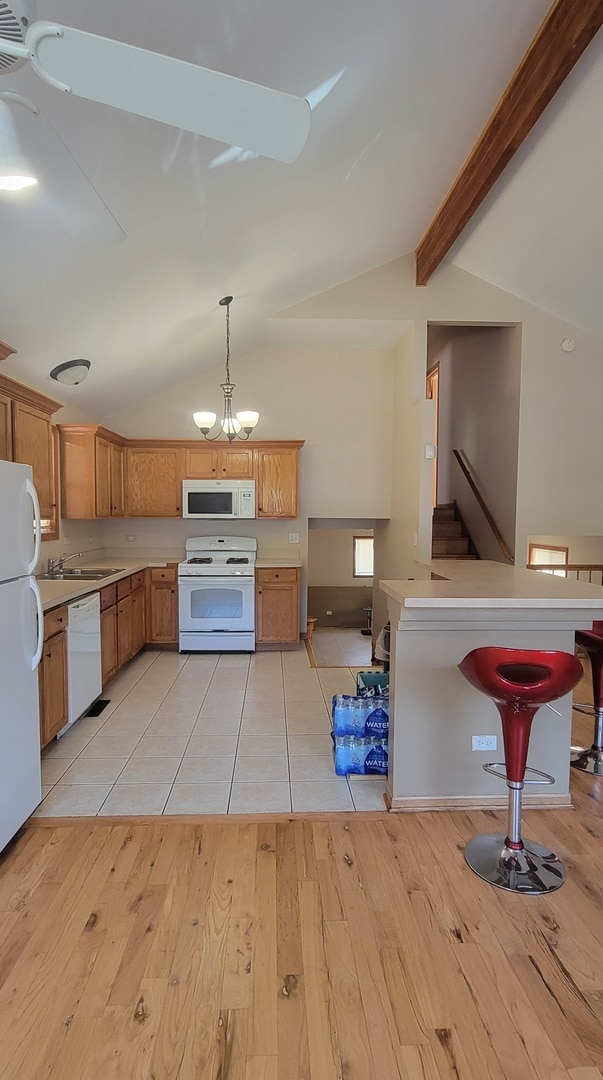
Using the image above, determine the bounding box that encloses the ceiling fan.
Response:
[0,0,311,163]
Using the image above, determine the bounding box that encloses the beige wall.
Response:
[105,343,395,520]
[308,528,373,587]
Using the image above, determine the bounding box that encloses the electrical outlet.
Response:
[288,532,300,544]
[126,535,137,542]
[326,610,333,616]
[471,735,497,752]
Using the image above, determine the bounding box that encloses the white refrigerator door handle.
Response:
[25,478,41,575]
[28,576,44,670]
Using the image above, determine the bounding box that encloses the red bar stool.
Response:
[458,647,583,894]
[572,623,603,775]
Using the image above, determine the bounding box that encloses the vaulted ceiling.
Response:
[0,0,600,418]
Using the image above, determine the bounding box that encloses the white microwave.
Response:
[182,479,256,519]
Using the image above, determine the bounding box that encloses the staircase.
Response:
[432,503,478,560]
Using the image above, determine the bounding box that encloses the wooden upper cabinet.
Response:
[0,378,61,531]
[94,437,111,517]
[184,445,254,479]
[0,392,12,460]
[254,446,300,518]
[109,441,125,516]
[96,436,124,517]
[12,402,55,520]
[125,446,182,517]
[58,425,125,519]
[184,446,218,478]
[59,429,302,519]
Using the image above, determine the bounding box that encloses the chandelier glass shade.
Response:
[193,296,259,441]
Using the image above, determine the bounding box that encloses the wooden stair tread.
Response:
[431,501,478,560]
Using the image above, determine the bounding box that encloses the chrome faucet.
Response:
[47,551,84,574]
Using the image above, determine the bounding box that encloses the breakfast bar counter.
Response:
[380,560,603,811]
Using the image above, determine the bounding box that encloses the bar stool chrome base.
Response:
[464,834,566,894]
[570,746,603,774]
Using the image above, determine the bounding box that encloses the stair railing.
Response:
[452,449,514,563]
[526,563,603,585]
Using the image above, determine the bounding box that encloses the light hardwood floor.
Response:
[0,668,601,1079]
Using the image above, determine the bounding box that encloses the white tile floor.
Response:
[37,631,387,817]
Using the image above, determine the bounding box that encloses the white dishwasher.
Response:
[60,592,102,734]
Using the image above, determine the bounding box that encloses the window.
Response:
[353,536,374,577]
[528,544,568,577]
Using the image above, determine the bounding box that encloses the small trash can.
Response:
[374,622,390,672]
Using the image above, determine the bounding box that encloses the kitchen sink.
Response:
[39,568,126,581]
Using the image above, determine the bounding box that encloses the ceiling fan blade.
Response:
[29,21,311,163]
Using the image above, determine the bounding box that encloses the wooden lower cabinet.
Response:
[255,568,300,646]
[146,566,178,644]
[39,605,68,748]
[117,594,132,670]
[101,605,118,686]
[100,575,147,686]
[130,585,146,655]
[100,584,118,686]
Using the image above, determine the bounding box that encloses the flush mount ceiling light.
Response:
[0,99,37,192]
[193,297,259,441]
[49,358,90,385]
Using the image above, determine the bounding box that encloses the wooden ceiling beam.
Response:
[415,0,603,286]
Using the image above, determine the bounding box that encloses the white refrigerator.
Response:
[0,460,43,853]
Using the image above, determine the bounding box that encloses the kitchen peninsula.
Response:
[380,560,603,812]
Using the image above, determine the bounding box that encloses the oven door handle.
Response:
[179,576,255,585]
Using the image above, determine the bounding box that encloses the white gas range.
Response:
[178,536,257,652]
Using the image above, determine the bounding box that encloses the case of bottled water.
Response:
[332,735,388,775]
[331,694,389,738]
[331,694,389,775]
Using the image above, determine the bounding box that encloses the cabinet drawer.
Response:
[150,566,176,583]
[44,604,68,639]
[130,571,144,591]
[100,582,117,611]
[117,576,131,600]
[257,568,298,585]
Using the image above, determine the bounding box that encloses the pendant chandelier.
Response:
[193,296,259,441]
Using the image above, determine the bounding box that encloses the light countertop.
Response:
[255,558,302,568]
[37,559,158,610]
[381,560,603,610]
[38,556,302,610]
